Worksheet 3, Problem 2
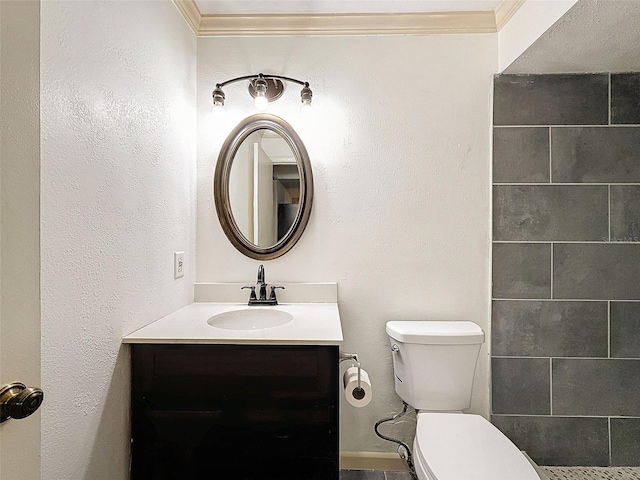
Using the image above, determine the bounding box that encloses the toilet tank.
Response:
[386,321,484,411]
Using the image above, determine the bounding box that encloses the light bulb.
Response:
[252,77,269,111]
[254,94,269,111]
[212,103,226,118]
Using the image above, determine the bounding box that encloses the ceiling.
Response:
[194,0,503,15]
[178,0,640,73]
[506,0,640,73]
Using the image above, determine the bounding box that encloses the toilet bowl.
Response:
[413,413,540,480]
[385,321,541,480]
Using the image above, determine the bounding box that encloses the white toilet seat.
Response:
[414,413,541,480]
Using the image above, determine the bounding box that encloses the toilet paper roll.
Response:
[343,366,372,407]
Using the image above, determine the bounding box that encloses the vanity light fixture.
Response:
[212,73,312,113]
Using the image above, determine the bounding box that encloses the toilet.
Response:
[386,320,541,480]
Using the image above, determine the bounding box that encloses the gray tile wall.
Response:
[492,73,640,467]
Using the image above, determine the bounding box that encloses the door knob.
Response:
[0,382,44,423]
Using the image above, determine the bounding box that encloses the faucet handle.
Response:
[269,285,285,301]
[241,285,257,301]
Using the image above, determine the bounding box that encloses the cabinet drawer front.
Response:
[132,344,338,408]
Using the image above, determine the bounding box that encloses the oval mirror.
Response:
[214,114,313,260]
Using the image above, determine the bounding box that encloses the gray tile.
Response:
[492,357,550,415]
[612,73,640,125]
[611,418,640,466]
[493,186,608,241]
[493,243,551,299]
[611,186,640,242]
[492,415,609,466]
[611,302,640,358]
[384,472,412,480]
[552,359,640,416]
[494,74,609,126]
[340,470,385,480]
[553,244,640,300]
[551,127,640,183]
[492,301,608,357]
[493,127,550,183]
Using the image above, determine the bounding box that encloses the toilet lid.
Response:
[415,413,540,480]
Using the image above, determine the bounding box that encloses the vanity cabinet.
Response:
[131,344,339,480]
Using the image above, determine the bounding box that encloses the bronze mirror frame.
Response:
[213,114,314,260]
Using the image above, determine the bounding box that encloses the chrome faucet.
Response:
[257,265,267,301]
[242,264,284,306]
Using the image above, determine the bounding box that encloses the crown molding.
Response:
[494,0,526,30]
[173,0,201,34]
[174,0,525,36]
[198,11,497,36]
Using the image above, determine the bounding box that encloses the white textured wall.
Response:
[40,2,196,478]
[197,35,496,452]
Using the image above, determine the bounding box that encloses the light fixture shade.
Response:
[300,85,312,108]
[212,87,225,109]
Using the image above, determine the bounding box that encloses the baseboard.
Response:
[340,451,409,472]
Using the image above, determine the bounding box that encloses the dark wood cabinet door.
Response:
[131,344,339,480]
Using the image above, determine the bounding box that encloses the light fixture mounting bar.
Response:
[215,73,309,89]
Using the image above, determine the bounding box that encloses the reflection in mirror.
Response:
[228,129,301,248]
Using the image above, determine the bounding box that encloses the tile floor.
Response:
[542,468,640,480]
[340,468,640,480]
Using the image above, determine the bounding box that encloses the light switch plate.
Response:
[174,252,184,279]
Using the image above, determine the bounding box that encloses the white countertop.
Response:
[122,302,343,345]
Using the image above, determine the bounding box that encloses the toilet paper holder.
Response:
[339,351,362,390]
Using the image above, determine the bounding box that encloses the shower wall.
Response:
[491,73,640,466]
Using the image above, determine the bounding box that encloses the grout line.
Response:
[492,355,640,360]
[494,183,640,186]
[493,124,640,128]
[492,355,555,359]
[609,184,612,241]
[493,240,640,244]
[549,127,553,183]
[550,243,554,299]
[493,298,640,303]
[492,413,614,418]
[608,301,611,359]
[608,416,612,466]
[549,358,553,415]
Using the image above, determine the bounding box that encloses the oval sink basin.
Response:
[207,308,294,330]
